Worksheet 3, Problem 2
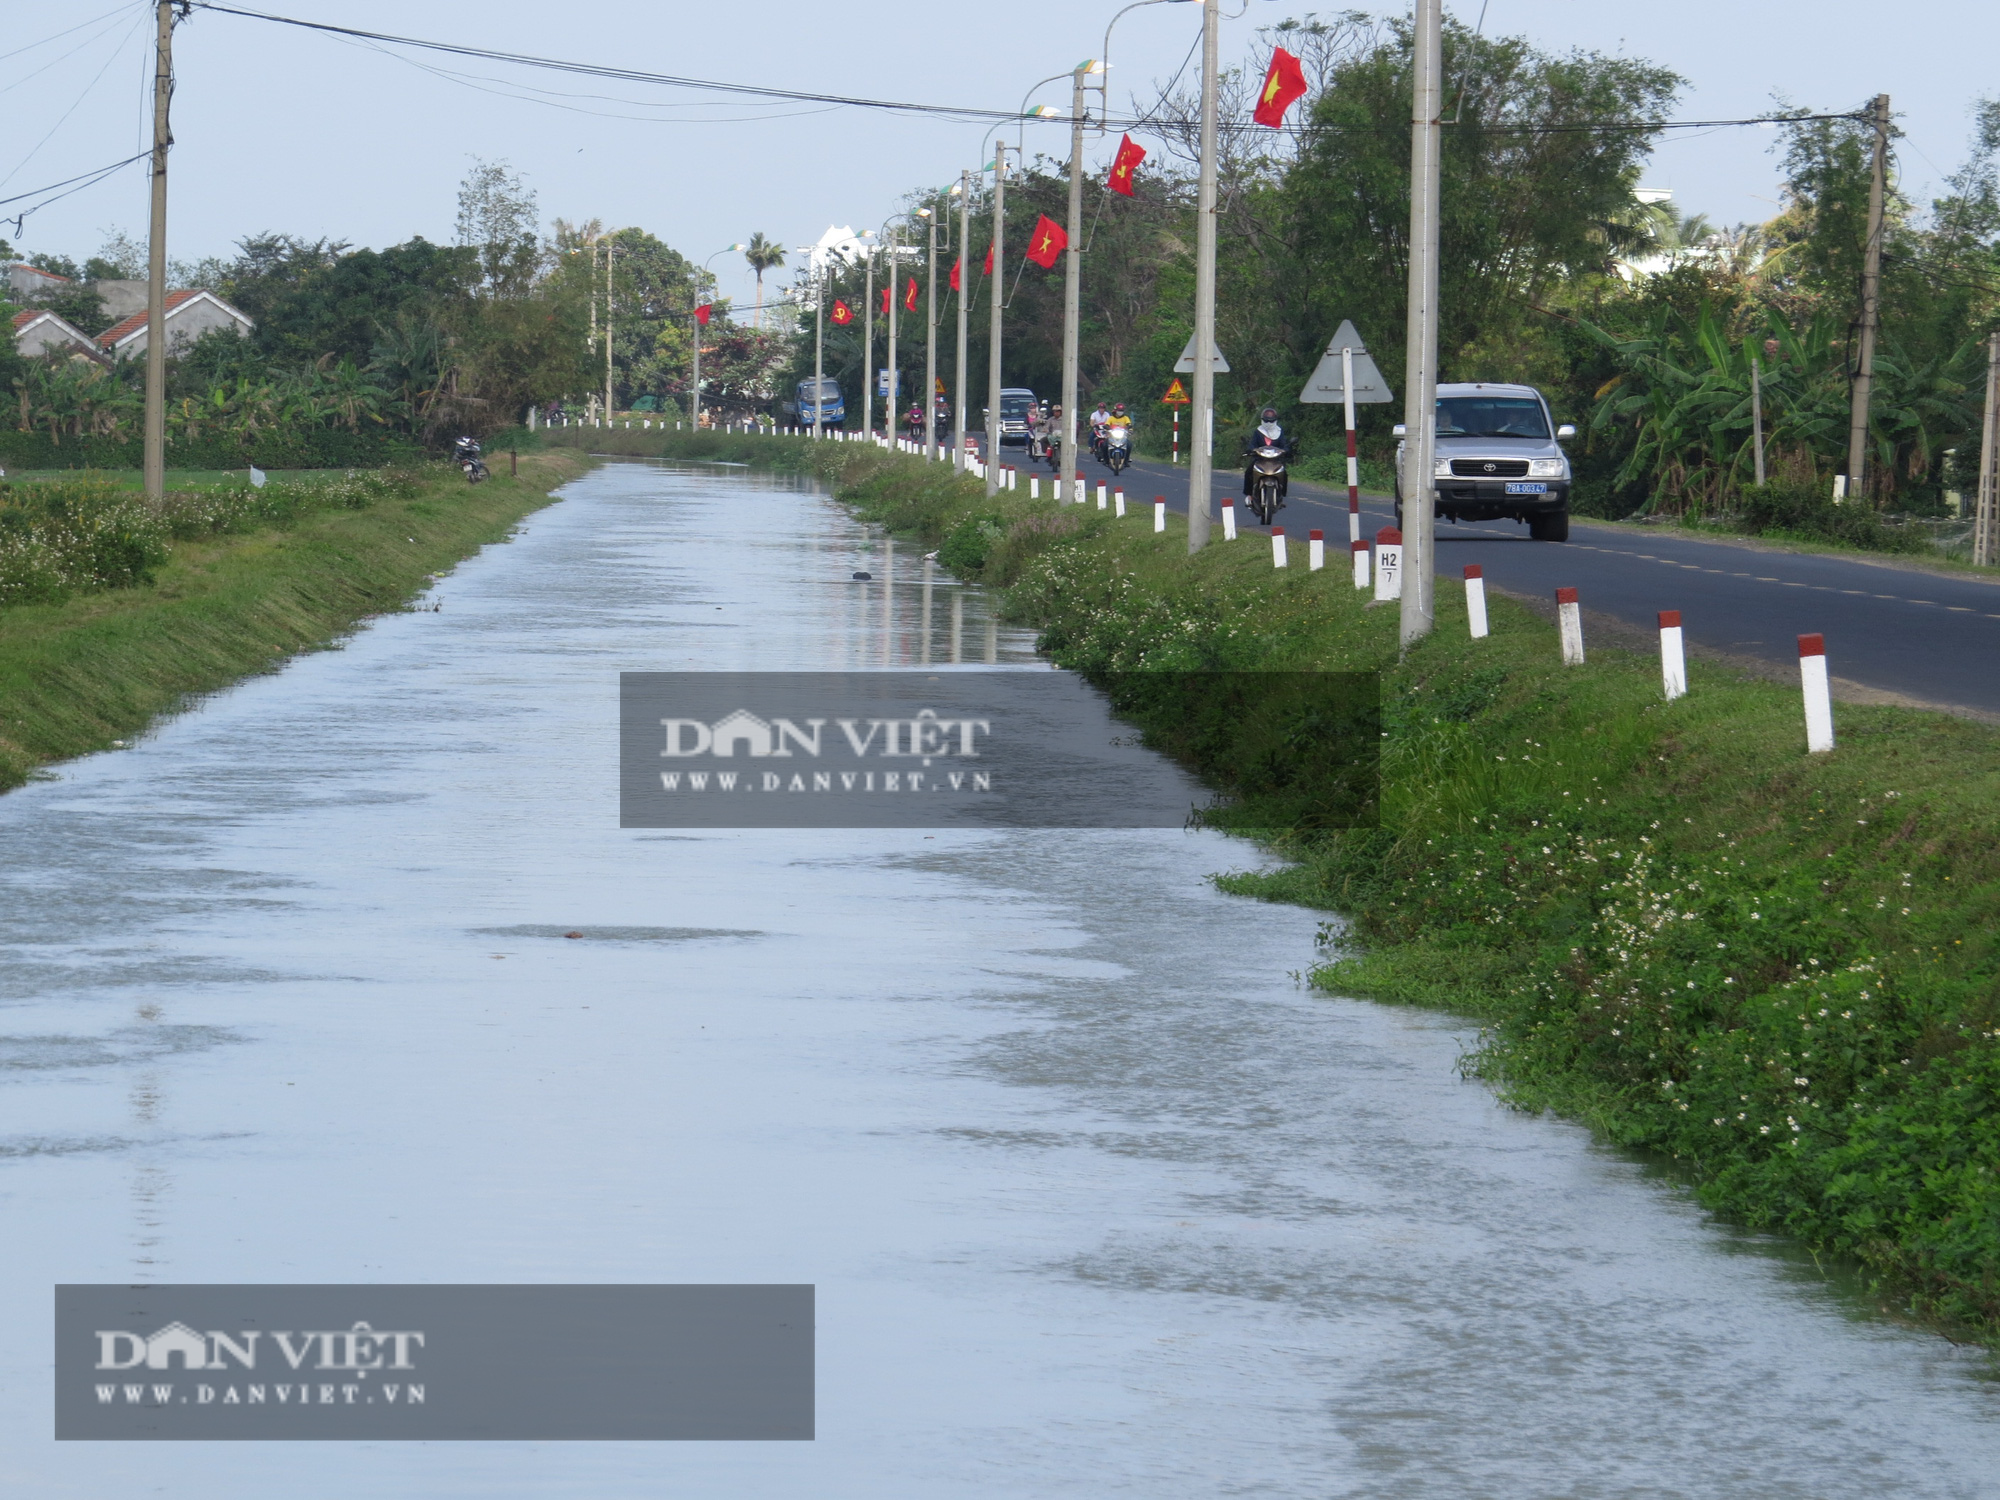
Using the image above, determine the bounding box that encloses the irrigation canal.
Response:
[3,459,1996,1495]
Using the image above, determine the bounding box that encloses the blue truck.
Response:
[796,378,845,429]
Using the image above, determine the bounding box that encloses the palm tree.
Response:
[743,233,786,329]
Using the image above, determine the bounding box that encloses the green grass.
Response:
[657,428,2000,1339]
[0,451,587,791]
[0,468,360,488]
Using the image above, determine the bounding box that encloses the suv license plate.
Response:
[1504,481,1548,495]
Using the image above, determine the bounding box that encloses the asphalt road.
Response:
[977,440,2000,718]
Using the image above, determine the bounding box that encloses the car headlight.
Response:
[1528,458,1567,478]
[1433,459,1453,478]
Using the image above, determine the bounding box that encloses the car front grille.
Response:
[1449,459,1530,477]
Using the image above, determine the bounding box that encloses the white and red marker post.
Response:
[1096,481,1107,509]
[1308,529,1325,571]
[1799,633,1835,752]
[1153,496,1166,533]
[1343,346,1362,546]
[1352,538,1370,589]
[1114,487,1126,518]
[1463,564,1488,638]
[1271,528,1288,568]
[1221,499,1237,541]
[1659,610,1687,700]
[1556,586,1585,665]
[1374,526,1403,601]
[1074,471,1086,505]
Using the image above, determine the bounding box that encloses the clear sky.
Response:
[4,0,1996,313]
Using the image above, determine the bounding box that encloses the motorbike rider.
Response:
[1087,401,1112,460]
[1241,406,1298,504]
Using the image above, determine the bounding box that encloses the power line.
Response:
[191,5,1874,143]
[0,150,152,237]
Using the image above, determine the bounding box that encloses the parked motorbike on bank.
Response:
[454,436,488,484]
[1246,444,1288,525]
[1105,425,1131,475]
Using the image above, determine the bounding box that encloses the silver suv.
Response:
[1394,382,1576,542]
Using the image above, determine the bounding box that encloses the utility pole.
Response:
[603,235,615,421]
[1059,63,1097,492]
[1845,92,1891,501]
[1975,330,2000,568]
[588,238,599,420]
[986,146,1009,498]
[887,226,900,439]
[143,1,181,503]
[924,202,940,460]
[812,256,825,440]
[690,301,701,431]
[1751,354,1767,487]
[1398,0,1444,645]
[954,170,972,469]
[862,240,875,439]
[1185,0,1220,551]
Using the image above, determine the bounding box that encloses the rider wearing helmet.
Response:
[1241,405,1298,502]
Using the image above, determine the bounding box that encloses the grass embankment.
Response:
[0,451,587,792]
[641,428,2000,1335]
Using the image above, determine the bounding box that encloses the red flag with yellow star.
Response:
[830,299,853,326]
[903,277,918,312]
[1108,134,1146,196]
[1252,46,1307,128]
[982,243,993,276]
[879,285,891,316]
[949,258,961,291]
[1024,214,1068,269]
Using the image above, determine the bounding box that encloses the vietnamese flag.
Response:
[949,258,962,291]
[694,303,712,326]
[879,285,891,316]
[830,299,853,326]
[1107,134,1146,196]
[982,242,993,276]
[1252,46,1307,128]
[903,277,918,312]
[1024,214,1067,269]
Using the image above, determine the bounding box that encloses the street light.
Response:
[877,210,924,442]
[792,244,826,439]
[693,244,746,431]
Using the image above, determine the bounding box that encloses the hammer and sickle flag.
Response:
[982,242,994,276]
[830,299,853,326]
[1025,214,1068,270]
[879,285,891,316]
[949,257,962,292]
[904,277,919,312]
[1108,134,1146,197]
[694,303,712,327]
[1252,46,1308,128]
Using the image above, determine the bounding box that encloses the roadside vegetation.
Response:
[664,429,2000,1339]
[0,452,584,792]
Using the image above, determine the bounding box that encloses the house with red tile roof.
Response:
[2,262,71,302]
[97,288,253,359]
[11,306,108,364]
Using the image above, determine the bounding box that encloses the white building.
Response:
[11,307,107,363]
[96,288,253,358]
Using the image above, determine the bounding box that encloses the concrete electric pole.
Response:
[1845,93,1891,501]
[1059,61,1102,491]
[954,170,972,469]
[1398,0,1444,645]
[603,235,615,420]
[143,1,183,503]
[924,203,939,460]
[1185,0,1220,551]
[986,146,1009,498]
[1975,331,2000,568]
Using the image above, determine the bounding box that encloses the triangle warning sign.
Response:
[1299,320,1393,405]
[1173,333,1230,374]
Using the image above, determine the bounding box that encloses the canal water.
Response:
[2,460,1995,1496]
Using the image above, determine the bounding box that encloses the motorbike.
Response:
[1105,425,1131,475]
[454,436,489,484]
[1247,444,1288,525]
[1026,428,1050,464]
[1090,423,1111,464]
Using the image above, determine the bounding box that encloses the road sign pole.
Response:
[1342,346,1360,544]
[1173,409,1179,466]
[1399,0,1444,645]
